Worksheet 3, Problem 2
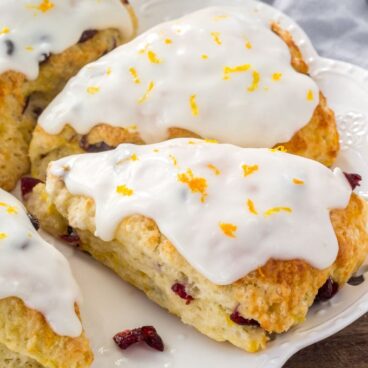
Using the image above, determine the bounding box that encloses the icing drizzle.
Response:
[40,6,319,148]
[0,189,82,337]
[48,139,352,285]
[0,0,134,79]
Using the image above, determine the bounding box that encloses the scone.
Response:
[29,6,339,181]
[24,139,368,353]
[0,0,137,191]
[0,189,93,367]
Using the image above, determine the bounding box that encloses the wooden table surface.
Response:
[284,314,368,367]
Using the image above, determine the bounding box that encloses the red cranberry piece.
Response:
[113,328,143,350]
[78,30,98,43]
[32,106,44,118]
[343,172,362,190]
[141,326,164,352]
[5,39,14,56]
[315,277,339,302]
[113,326,164,352]
[21,177,43,198]
[171,283,194,305]
[27,213,39,230]
[230,310,260,327]
[60,226,80,246]
[348,274,365,286]
[79,136,114,153]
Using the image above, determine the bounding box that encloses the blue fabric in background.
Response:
[260,0,368,69]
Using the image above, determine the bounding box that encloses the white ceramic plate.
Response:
[32,1,368,367]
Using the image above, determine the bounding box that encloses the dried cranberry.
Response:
[78,30,98,43]
[141,326,164,352]
[344,172,362,190]
[60,226,80,246]
[315,277,339,302]
[171,283,194,305]
[348,274,365,286]
[20,177,43,198]
[230,310,260,327]
[5,40,14,56]
[113,328,142,350]
[113,326,164,352]
[32,106,44,118]
[79,136,114,153]
[27,213,39,230]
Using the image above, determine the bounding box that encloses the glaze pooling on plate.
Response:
[40,6,319,148]
[0,0,134,79]
[48,138,351,285]
[0,189,82,337]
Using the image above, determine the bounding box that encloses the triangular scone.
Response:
[29,6,338,182]
[0,0,137,191]
[0,189,93,368]
[24,139,368,353]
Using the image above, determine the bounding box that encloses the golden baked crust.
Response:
[0,297,93,368]
[0,3,136,192]
[29,23,339,181]
[25,180,368,353]
[0,342,42,368]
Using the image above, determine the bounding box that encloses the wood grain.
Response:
[284,314,368,367]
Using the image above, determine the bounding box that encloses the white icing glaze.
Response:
[0,0,134,79]
[0,189,82,337]
[48,138,352,285]
[40,6,319,148]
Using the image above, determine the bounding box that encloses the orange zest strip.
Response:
[219,223,237,238]
[223,64,251,80]
[190,95,200,116]
[210,32,222,45]
[86,86,100,95]
[0,202,17,214]
[247,199,258,215]
[169,154,178,167]
[242,164,259,177]
[307,89,314,101]
[292,178,304,185]
[138,81,155,104]
[272,72,282,81]
[269,145,287,153]
[264,207,292,217]
[177,169,208,203]
[247,70,260,92]
[147,50,162,64]
[116,184,134,196]
[207,164,221,175]
[129,67,140,84]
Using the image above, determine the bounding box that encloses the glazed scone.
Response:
[24,139,368,353]
[0,0,136,191]
[30,6,339,181]
[0,189,93,367]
